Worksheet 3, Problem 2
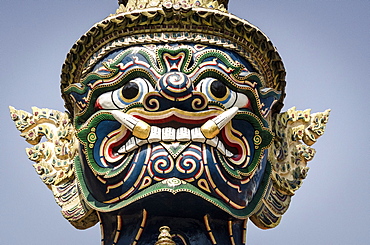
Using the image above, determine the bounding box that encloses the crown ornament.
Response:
[116,0,229,13]
[9,0,330,243]
[61,0,286,115]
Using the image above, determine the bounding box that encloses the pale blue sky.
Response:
[1,1,369,244]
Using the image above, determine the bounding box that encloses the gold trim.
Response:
[133,209,147,244]
[203,215,217,245]
[155,226,176,245]
[200,120,220,139]
[61,8,286,115]
[228,220,236,245]
[133,120,151,139]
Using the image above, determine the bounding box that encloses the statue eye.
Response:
[120,81,139,100]
[95,77,154,110]
[195,77,250,109]
[210,79,227,99]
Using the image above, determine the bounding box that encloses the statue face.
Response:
[65,43,280,217]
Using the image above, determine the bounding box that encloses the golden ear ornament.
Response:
[9,106,98,229]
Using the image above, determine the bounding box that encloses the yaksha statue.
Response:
[10,0,330,244]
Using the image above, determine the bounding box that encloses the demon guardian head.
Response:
[66,43,279,217]
[10,1,329,244]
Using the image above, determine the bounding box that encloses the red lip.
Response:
[102,108,247,167]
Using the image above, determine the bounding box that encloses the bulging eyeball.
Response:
[95,77,154,110]
[195,77,251,109]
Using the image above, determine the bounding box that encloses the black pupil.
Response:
[121,81,139,99]
[210,80,227,98]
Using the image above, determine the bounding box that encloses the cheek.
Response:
[233,93,251,110]
[95,92,118,110]
[94,99,104,110]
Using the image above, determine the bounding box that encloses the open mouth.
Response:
[76,106,268,210]
[109,107,241,158]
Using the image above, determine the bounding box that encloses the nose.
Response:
[157,72,193,101]
[143,72,208,112]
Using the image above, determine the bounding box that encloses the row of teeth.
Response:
[117,126,233,157]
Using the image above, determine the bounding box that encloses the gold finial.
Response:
[116,0,229,14]
[155,226,176,245]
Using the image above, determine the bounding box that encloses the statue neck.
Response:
[98,210,247,245]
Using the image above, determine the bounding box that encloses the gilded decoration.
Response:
[10,0,330,244]
[9,106,98,229]
[116,0,229,13]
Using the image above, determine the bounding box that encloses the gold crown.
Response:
[116,0,229,13]
[61,0,286,114]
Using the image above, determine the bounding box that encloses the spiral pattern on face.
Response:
[152,153,174,174]
[175,145,204,180]
[87,131,97,144]
[176,157,197,174]
[158,72,193,100]
[149,146,175,177]
[253,134,262,146]
[144,96,160,111]
[190,94,207,111]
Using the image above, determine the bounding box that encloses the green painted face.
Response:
[64,43,280,217]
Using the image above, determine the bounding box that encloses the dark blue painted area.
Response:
[143,92,207,112]
[79,146,111,203]
[93,120,122,167]
[84,141,149,202]
[250,150,268,201]
[92,47,134,71]
[232,119,256,163]
[259,89,282,117]
[207,145,268,208]
[92,43,256,75]
[213,45,256,73]
[69,90,90,105]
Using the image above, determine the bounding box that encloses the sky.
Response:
[1,0,369,244]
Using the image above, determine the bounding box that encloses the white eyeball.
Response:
[195,78,250,109]
[96,77,154,109]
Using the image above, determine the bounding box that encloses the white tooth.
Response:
[200,107,239,139]
[226,150,234,158]
[111,110,151,139]
[135,137,148,146]
[162,127,176,142]
[111,110,139,131]
[213,107,239,130]
[118,144,126,154]
[176,127,190,141]
[217,140,226,155]
[125,137,138,152]
[191,128,206,143]
[206,137,219,147]
[148,126,162,143]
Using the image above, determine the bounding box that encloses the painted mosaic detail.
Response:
[63,43,280,217]
[9,0,331,243]
[270,107,331,195]
[116,0,228,14]
[9,106,97,229]
[250,107,330,228]
[9,43,330,230]
[9,106,76,185]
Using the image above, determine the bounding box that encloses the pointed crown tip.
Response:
[117,0,229,13]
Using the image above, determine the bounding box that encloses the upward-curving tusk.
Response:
[200,107,238,139]
[111,110,151,139]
